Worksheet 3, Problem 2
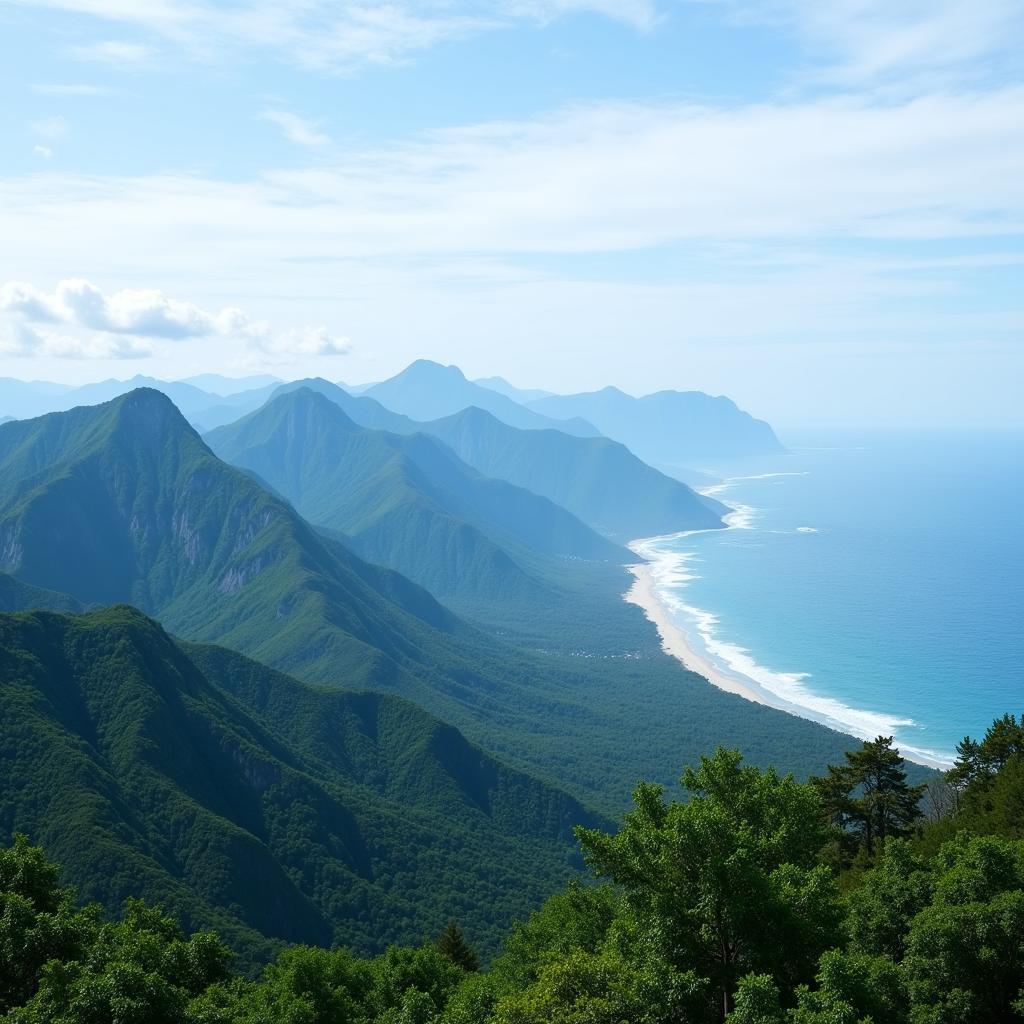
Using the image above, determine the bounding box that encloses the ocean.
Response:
[633,430,1024,765]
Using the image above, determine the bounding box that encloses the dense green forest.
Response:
[3,716,1021,1023]
[0,606,599,967]
[0,391,882,820]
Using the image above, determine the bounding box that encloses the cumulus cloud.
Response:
[0,279,349,360]
[0,322,154,360]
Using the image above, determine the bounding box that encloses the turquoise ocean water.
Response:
[633,430,1024,765]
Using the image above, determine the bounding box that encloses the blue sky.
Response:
[1,0,1022,426]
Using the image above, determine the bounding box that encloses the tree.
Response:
[576,748,841,1022]
[436,922,479,973]
[902,835,1024,1023]
[0,836,97,1015]
[813,736,925,858]
[7,896,231,1023]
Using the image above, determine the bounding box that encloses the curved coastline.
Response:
[626,514,954,770]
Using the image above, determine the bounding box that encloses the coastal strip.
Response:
[626,527,954,770]
[625,561,769,707]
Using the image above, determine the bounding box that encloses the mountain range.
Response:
[527,385,783,468]
[205,388,626,610]
[0,378,859,967]
[362,360,599,437]
[254,379,725,541]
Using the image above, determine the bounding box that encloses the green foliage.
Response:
[812,736,926,861]
[0,606,598,967]
[2,728,1024,1024]
[436,923,479,973]
[576,749,841,1020]
[7,899,231,1024]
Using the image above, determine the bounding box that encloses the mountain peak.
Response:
[268,385,360,429]
[401,359,467,383]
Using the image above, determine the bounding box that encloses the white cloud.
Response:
[0,322,154,359]
[32,145,53,159]
[4,89,1018,268]
[31,83,111,96]
[15,1,655,73]
[260,110,329,148]
[712,0,1024,87]
[0,279,349,360]
[30,116,70,140]
[70,40,152,65]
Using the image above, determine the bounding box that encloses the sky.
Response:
[0,0,1022,427]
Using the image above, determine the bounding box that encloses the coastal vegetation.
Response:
[2,718,1021,1023]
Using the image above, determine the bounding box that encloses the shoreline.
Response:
[626,528,954,771]
[625,561,770,707]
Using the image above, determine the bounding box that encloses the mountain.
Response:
[177,373,282,395]
[474,376,555,404]
[0,378,74,419]
[0,605,598,964]
[529,385,784,467]
[365,361,600,437]
[0,390,862,822]
[419,406,725,540]
[270,377,422,434]
[0,375,281,433]
[0,571,81,612]
[0,388,466,691]
[206,388,625,608]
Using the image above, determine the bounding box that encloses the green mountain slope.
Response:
[206,389,626,608]
[0,389,471,690]
[529,385,783,467]
[365,360,600,437]
[271,378,422,434]
[0,390,862,823]
[0,605,599,964]
[420,406,725,540]
[0,571,81,613]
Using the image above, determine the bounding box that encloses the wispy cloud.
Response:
[31,82,111,96]
[30,116,69,139]
[711,0,1024,87]
[70,40,152,66]
[260,110,329,148]
[32,145,53,158]
[14,0,657,73]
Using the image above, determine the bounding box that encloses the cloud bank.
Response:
[0,279,350,360]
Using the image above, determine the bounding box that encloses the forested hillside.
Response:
[3,718,1021,1023]
[0,605,599,966]
[0,391,866,819]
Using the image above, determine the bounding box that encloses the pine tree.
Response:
[436,920,479,972]
[814,736,925,857]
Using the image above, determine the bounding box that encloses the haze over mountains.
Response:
[206,388,626,610]
[0,359,847,967]
[0,359,783,474]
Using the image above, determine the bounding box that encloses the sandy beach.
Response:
[625,560,769,706]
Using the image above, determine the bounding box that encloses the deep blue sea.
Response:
[635,430,1024,765]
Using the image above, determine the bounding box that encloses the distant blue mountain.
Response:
[529,385,783,466]
[365,360,599,437]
